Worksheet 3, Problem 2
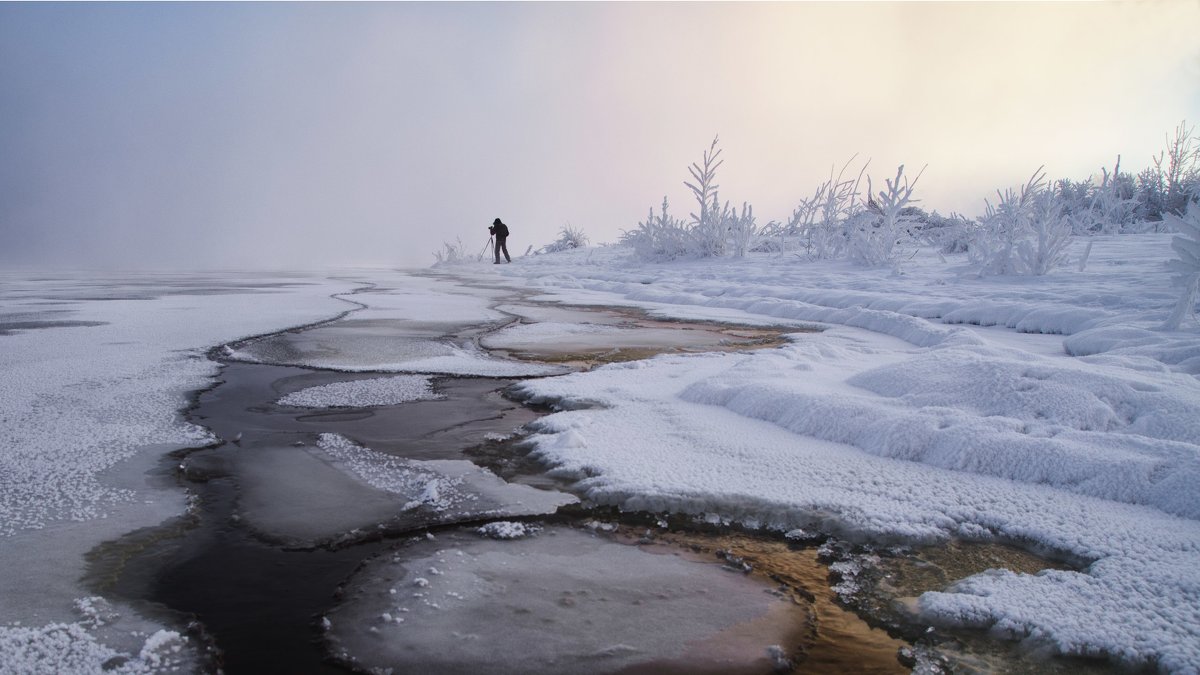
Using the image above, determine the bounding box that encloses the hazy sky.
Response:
[2,2,1198,270]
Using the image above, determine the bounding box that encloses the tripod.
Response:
[477,236,494,262]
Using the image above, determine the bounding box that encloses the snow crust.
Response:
[0,271,362,670]
[452,236,1200,671]
[278,375,442,408]
[0,272,358,538]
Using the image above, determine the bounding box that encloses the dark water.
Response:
[149,480,385,674]
[111,359,547,672]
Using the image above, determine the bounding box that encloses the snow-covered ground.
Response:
[432,234,1198,673]
[2,231,1198,672]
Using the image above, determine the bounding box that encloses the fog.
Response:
[1,2,1197,271]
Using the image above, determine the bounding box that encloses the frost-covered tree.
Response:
[685,137,729,258]
[623,136,759,261]
[1154,120,1200,218]
[1162,201,1200,330]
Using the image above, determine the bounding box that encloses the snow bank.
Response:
[473,236,1200,670]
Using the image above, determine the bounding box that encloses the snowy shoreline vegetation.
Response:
[612,125,1199,276]
[428,130,1200,671]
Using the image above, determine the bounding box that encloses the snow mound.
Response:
[680,343,1200,518]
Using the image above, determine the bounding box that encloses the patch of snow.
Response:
[278,375,443,408]
[477,521,542,540]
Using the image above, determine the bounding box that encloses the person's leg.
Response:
[493,238,501,263]
[501,238,511,262]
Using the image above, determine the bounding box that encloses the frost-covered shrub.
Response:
[1087,159,1140,234]
[916,211,976,254]
[779,158,868,259]
[845,165,924,268]
[432,238,468,265]
[539,224,590,254]
[620,197,691,260]
[968,168,1072,276]
[1017,194,1073,276]
[725,202,757,258]
[1162,200,1200,330]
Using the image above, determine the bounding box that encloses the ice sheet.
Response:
[324,526,806,674]
[229,434,576,547]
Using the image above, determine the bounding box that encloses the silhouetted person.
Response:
[490,218,511,264]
